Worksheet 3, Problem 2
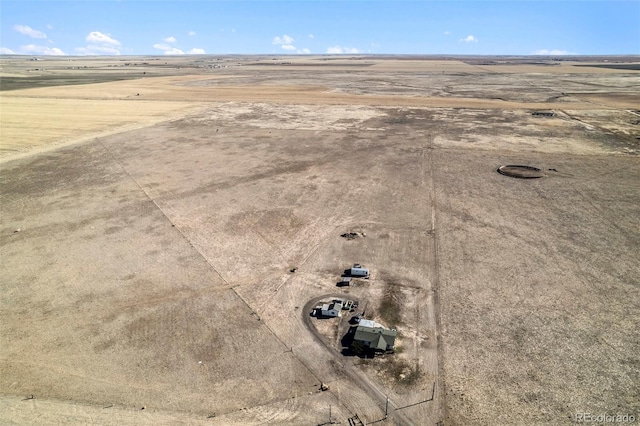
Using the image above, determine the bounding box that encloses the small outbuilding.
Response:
[315,301,343,317]
[339,277,352,286]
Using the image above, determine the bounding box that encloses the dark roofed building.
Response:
[353,326,397,352]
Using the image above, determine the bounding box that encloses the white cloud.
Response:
[308,34,314,39]
[164,48,184,55]
[532,49,572,55]
[0,47,16,54]
[460,35,478,43]
[273,34,301,52]
[164,36,176,43]
[188,48,205,54]
[76,31,121,55]
[444,31,450,35]
[14,25,47,39]
[326,46,359,54]
[153,43,184,54]
[86,31,121,46]
[188,30,196,36]
[298,48,310,54]
[46,24,54,30]
[21,44,65,55]
[273,34,294,45]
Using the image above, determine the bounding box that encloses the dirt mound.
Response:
[341,232,367,240]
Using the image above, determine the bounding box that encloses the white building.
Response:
[315,301,343,317]
[358,319,384,328]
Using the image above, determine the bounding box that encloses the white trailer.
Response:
[350,267,369,278]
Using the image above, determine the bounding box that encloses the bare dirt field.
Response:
[1,55,639,425]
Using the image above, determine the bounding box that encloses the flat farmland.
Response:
[1,55,639,425]
[0,96,199,158]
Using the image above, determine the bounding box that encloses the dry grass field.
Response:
[0,96,199,157]
[1,55,639,425]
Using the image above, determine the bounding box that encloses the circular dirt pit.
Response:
[497,165,544,179]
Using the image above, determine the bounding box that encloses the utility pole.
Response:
[385,396,389,419]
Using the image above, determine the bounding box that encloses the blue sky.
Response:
[1,1,638,56]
